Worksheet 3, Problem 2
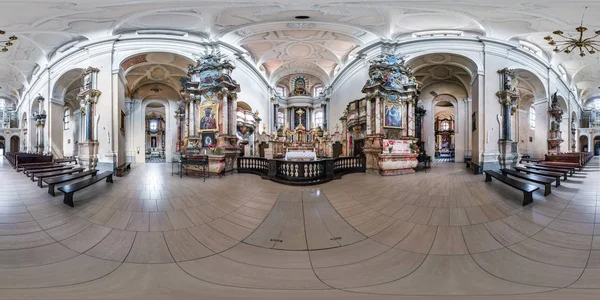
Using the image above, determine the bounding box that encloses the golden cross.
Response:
[296,109,304,117]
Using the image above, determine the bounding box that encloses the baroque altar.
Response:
[177,51,241,175]
[357,53,421,175]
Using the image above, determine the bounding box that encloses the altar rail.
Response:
[238,156,366,186]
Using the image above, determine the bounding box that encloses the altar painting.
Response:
[199,69,220,90]
[293,77,307,96]
[383,139,410,154]
[294,107,307,128]
[198,101,219,132]
[384,102,402,128]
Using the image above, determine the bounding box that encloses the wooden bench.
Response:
[464,157,472,168]
[534,163,575,175]
[520,157,542,164]
[21,163,60,172]
[35,168,84,187]
[26,166,73,179]
[58,171,114,207]
[44,170,98,196]
[525,165,569,180]
[54,157,77,164]
[514,166,562,187]
[501,169,554,196]
[484,170,539,206]
[115,162,131,177]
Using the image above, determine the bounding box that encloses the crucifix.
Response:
[296,108,305,127]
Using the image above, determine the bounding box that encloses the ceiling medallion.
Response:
[235,29,253,37]
[350,29,366,37]
[544,6,599,57]
[287,22,315,29]
[0,30,18,53]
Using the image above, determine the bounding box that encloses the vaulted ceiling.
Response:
[1,1,600,105]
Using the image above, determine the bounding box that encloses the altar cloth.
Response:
[285,151,317,161]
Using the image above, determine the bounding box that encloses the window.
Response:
[529,107,536,129]
[277,111,285,127]
[440,120,450,131]
[276,86,286,97]
[314,110,324,128]
[314,86,323,97]
[149,120,158,131]
[558,65,568,81]
[63,109,70,130]
[595,99,600,110]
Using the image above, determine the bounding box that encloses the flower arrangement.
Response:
[388,146,393,153]
[207,145,216,154]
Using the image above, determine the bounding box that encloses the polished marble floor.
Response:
[1,157,600,299]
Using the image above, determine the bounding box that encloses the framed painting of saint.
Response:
[198,102,219,132]
[384,102,402,128]
[202,132,215,147]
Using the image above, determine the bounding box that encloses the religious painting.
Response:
[198,69,220,90]
[294,107,307,128]
[198,102,218,132]
[384,102,402,128]
[202,132,215,147]
[120,110,126,133]
[293,77,307,95]
[471,112,477,132]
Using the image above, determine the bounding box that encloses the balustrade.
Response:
[237,156,366,185]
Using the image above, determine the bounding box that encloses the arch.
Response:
[51,68,85,101]
[407,52,481,78]
[113,50,197,72]
[511,68,547,102]
[579,135,589,152]
[10,135,19,152]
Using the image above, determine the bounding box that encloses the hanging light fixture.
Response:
[544,6,600,57]
[0,30,17,53]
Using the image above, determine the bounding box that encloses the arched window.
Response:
[276,86,286,97]
[63,109,70,130]
[149,120,158,132]
[529,107,536,129]
[440,120,450,131]
[277,111,285,128]
[314,110,324,128]
[314,86,323,97]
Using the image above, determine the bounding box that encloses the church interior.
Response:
[2,1,600,299]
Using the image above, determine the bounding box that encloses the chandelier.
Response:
[0,30,17,53]
[544,7,600,57]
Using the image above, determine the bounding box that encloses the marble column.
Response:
[375,97,382,134]
[366,98,372,135]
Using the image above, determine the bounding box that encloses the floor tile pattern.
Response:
[0,157,599,299]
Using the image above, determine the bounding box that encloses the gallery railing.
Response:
[237,156,366,185]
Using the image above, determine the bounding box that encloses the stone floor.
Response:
[1,157,600,299]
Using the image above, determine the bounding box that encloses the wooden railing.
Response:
[237,156,366,186]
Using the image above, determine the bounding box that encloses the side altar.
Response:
[176,51,241,176]
[356,53,421,175]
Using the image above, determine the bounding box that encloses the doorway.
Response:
[353,139,365,157]
[145,103,166,163]
[10,136,19,152]
[434,100,455,162]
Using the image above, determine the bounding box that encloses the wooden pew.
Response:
[44,170,98,196]
[514,166,562,187]
[35,168,84,188]
[59,171,113,207]
[501,168,554,196]
[484,170,538,206]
